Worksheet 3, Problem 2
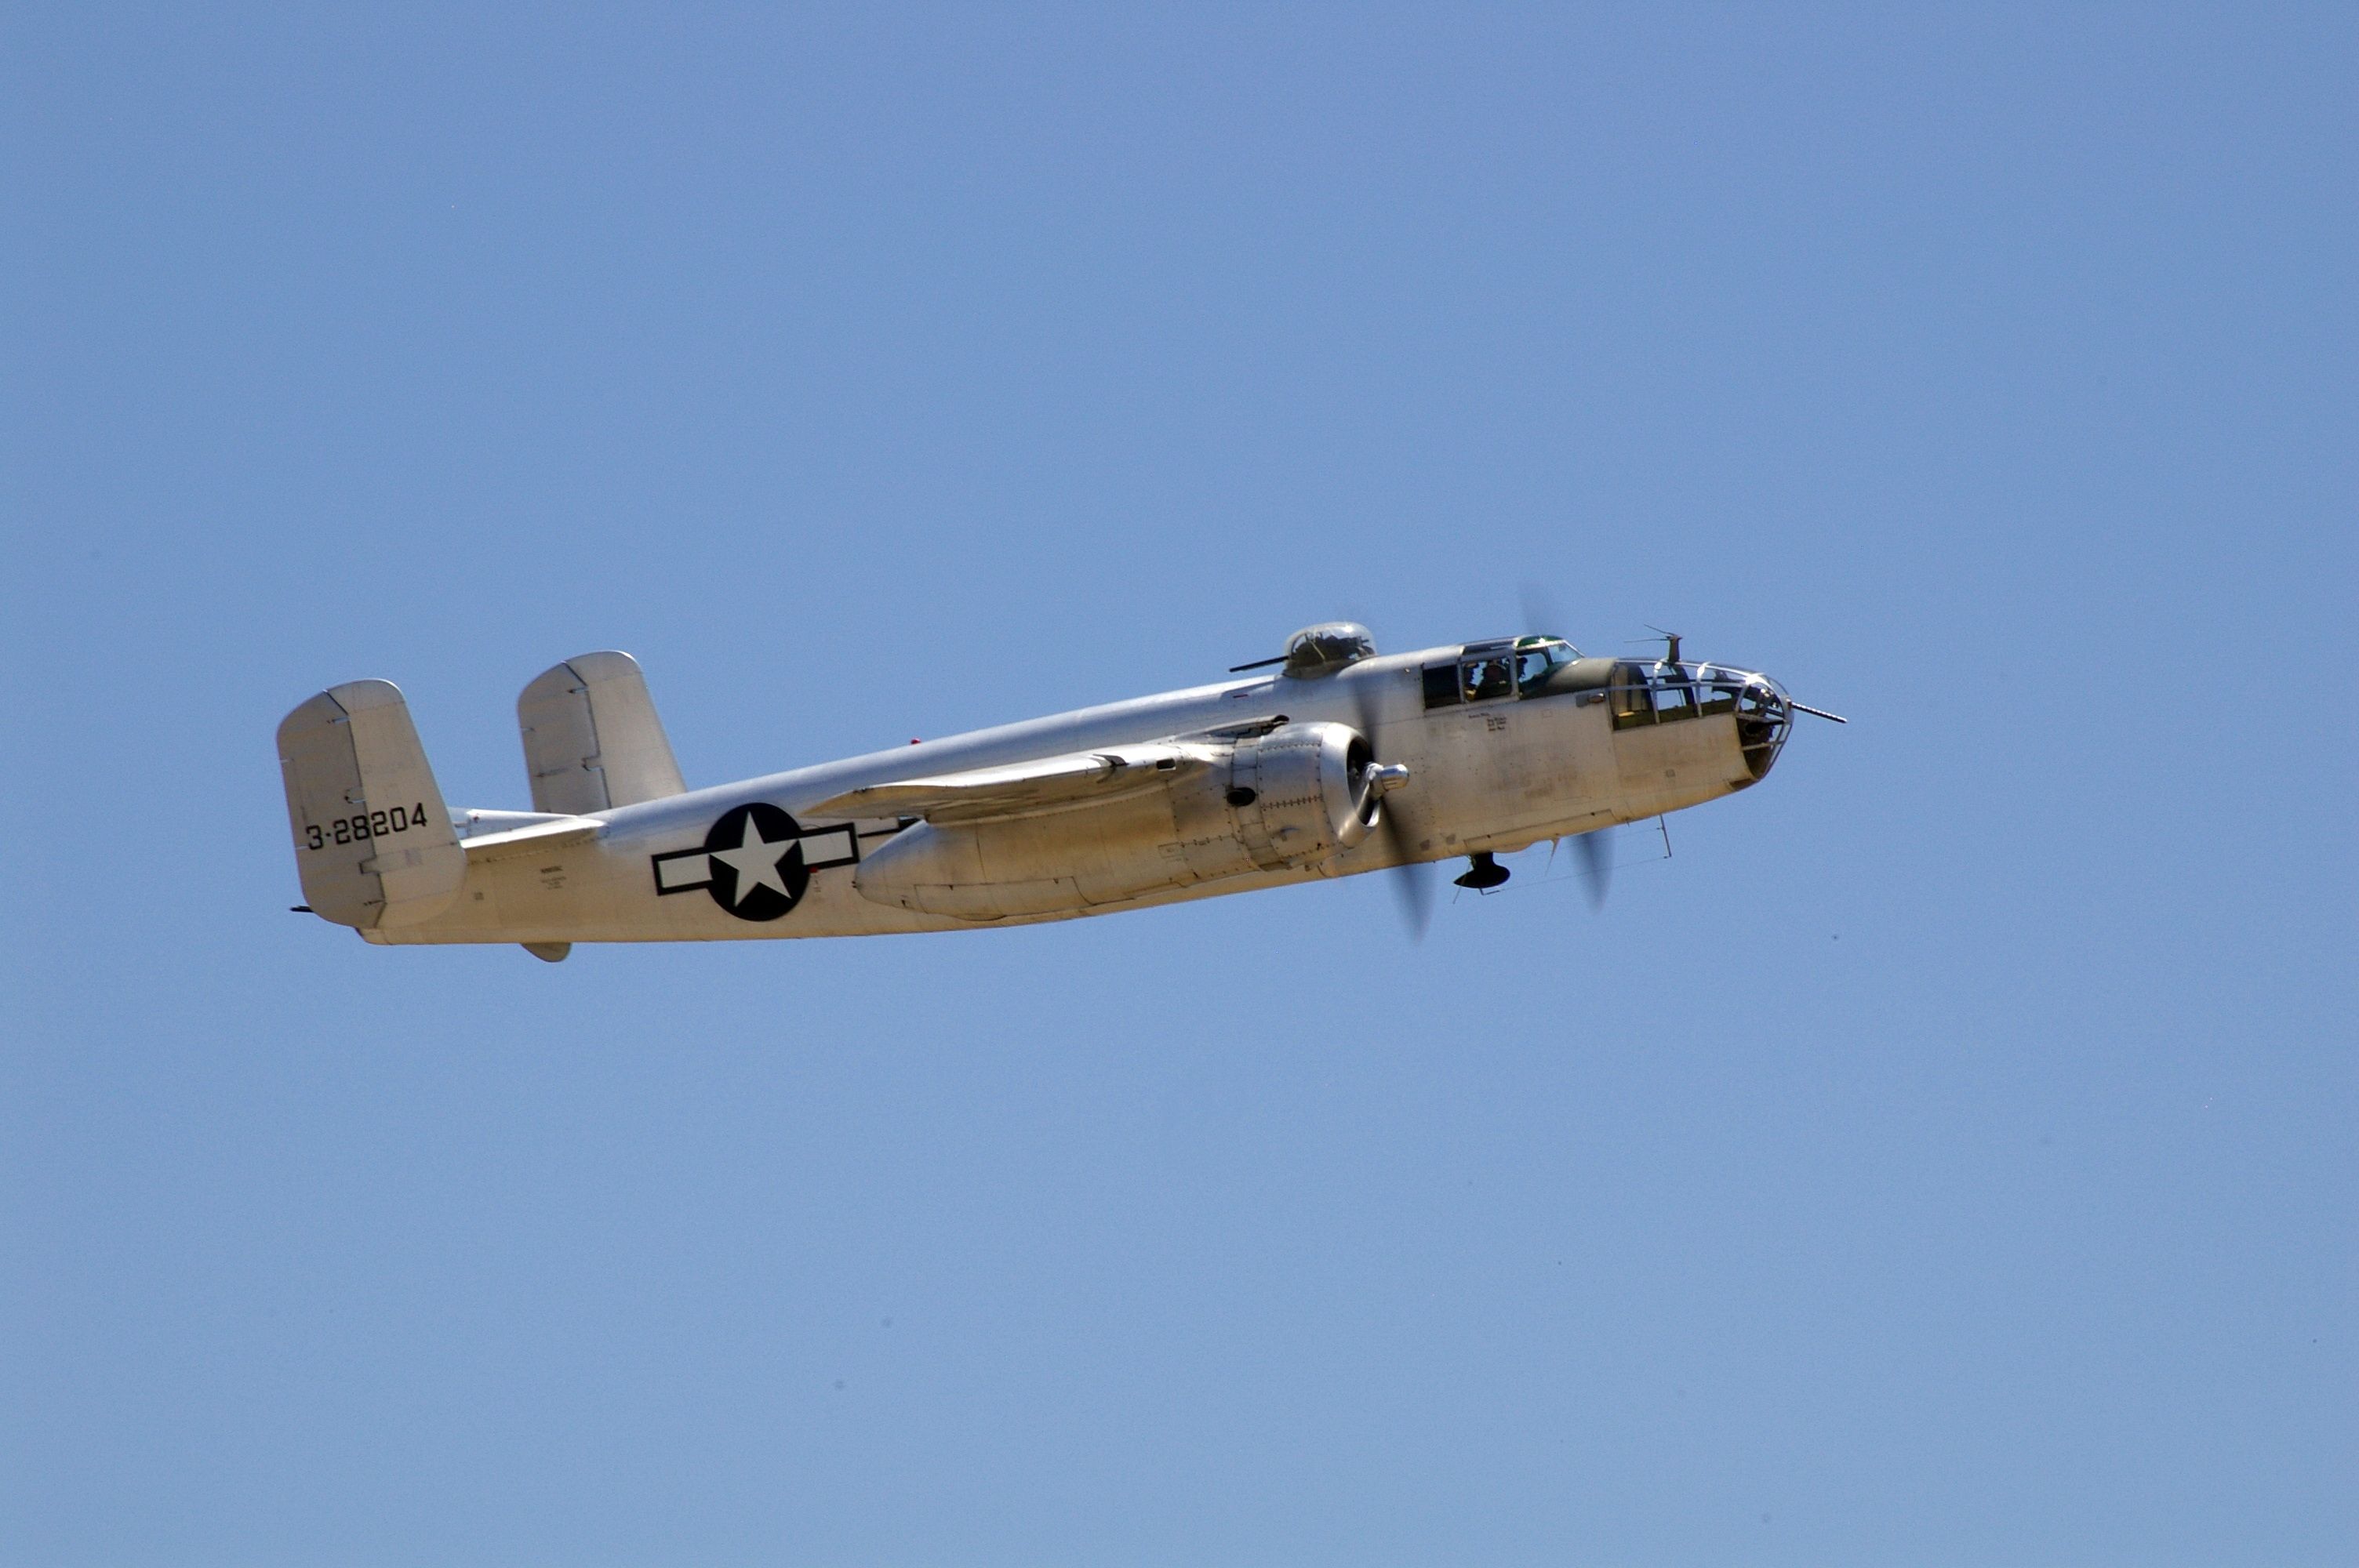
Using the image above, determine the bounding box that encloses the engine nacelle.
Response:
[852,721,1382,921]
[1219,720,1378,870]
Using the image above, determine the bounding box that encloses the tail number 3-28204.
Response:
[305,803,431,851]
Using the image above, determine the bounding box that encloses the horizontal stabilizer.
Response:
[517,651,686,815]
[461,815,602,862]
[805,742,1212,826]
[277,680,464,928]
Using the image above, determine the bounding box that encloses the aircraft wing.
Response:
[805,742,1216,826]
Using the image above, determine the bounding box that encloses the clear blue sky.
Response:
[5,5,2352,1564]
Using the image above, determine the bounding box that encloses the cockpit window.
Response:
[1514,638,1577,693]
[1461,655,1515,702]
[1424,636,1590,710]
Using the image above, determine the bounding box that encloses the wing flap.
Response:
[806,742,1213,826]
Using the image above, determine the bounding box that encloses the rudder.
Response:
[278,680,465,928]
[515,650,687,815]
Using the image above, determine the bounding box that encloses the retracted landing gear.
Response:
[1453,851,1510,891]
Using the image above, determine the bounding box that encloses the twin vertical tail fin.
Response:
[278,652,686,932]
[277,681,465,929]
[516,651,687,815]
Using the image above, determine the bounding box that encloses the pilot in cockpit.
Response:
[1462,656,1514,702]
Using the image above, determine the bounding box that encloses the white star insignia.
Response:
[707,814,794,906]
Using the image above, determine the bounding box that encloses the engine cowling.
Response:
[1219,720,1379,870]
[851,720,1383,921]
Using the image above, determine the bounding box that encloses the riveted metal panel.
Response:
[278,680,463,928]
[517,650,686,815]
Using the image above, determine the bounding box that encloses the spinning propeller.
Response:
[1519,584,1616,911]
[1235,598,1845,938]
[1346,670,1432,940]
[1231,622,1431,938]
[1571,829,1612,910]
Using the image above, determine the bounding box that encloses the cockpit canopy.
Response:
[1282,622,1377,678]
[1419,635,1585,706]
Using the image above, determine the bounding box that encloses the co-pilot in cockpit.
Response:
[1514,638,1578,691]
[1422,636,1582,708]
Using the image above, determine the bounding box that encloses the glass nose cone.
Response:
[1735,673,1790,780]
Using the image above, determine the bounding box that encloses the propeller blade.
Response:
[1573,829,1612,910]
[1519,581,1563,637]
[1384,829,1434,940]
[1351,664,1432,941]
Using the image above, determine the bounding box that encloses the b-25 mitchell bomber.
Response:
[278,624,1841,960]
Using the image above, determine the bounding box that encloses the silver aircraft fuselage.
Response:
[345,637,1794,949]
